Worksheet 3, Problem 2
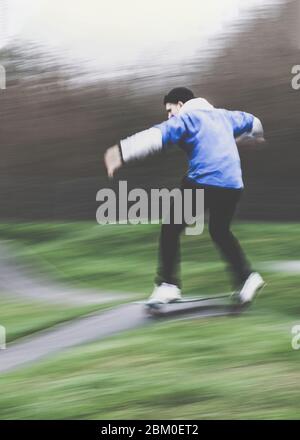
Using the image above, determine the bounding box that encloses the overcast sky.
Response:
[2,0,283,72]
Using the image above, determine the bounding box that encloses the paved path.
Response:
[0,303,147,373]
[1,241,297,375]
[0,298,241,374]
[0,241,133,305]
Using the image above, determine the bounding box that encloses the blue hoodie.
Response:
[155,98,255,189]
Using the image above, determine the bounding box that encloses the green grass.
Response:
[0,221,299,419]
[0,276,299,420]
[0,221,299,296]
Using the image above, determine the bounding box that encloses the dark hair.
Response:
[163,87,195,105]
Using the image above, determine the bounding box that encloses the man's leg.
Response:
[148,188,190,303]
[207,187,252,287]
[155,195,187,288]
[155,178,203,288]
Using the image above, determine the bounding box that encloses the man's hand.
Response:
[104,145,122,178]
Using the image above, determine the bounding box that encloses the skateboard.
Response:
[138,293,230,306]
[136,293,244,317]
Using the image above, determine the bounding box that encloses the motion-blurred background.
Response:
[0,0,300,421]
[0,0,299,221]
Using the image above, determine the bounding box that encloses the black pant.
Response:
[155,177,252,289]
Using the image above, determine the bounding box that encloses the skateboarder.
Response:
[104,87,265,304]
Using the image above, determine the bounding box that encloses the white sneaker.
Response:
[147,283,182,304]
[238,272,265,304]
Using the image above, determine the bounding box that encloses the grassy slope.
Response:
[0,221,299,295]
[0,222,299,419]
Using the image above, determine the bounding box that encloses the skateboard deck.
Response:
[135,293,231,307]
[134,293,246,318]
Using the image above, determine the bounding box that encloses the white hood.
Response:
[179,97,214,114]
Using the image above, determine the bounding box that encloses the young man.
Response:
[104,87,265,304]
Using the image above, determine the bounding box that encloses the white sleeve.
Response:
[120,127,163,163]
[250,116,264,138]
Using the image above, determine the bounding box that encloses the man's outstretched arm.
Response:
[104,127,163,177]
[104,116,187,177]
